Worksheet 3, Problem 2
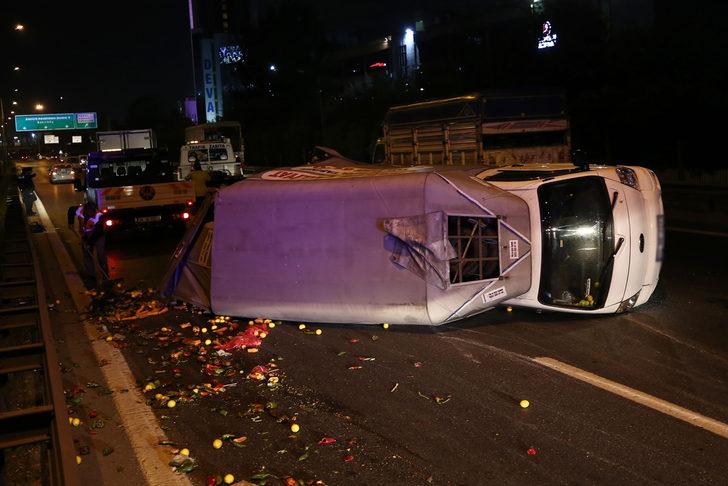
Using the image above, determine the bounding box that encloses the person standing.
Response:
[75,201,109,285]
[188,161,211,206]
[16,166,37,216]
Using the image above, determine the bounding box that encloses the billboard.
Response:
[15,112,98,131]
[43,134,60,144]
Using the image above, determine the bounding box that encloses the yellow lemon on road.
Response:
[76,455,82,465]
[382,323,389,329]
[212,439,223,449]
[520,399,530,409]
[224,474,235,484]
[180,448,190,456]
[268,322,276,329]
[205,339,212,345]
[72,418,81,427]
[167,400,176,408]
[290,423,300,433]
[298,324,306,330]
[315,329,322,335]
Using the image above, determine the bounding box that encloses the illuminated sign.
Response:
[369,62,387,68]
[75,112,97,128]
[219,45,244,64]
[72,135,82,143]
[538,21,558,49]
[43,134,60,144]
[15,112,98,131]
[201,38,223,123]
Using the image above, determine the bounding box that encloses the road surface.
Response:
[24,157,728,485]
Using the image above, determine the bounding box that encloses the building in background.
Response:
[188,0,247,123]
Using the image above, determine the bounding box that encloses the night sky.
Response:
[1,0,192,124]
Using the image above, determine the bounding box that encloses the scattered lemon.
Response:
[520,399,530,409]
[72,418,81,427]
[155,393,164,401]
[68,417,73,425]
[298,324,306,330]
[507,306,513,312]
[290,423,300,433]
[180,448,190,456]
[76,455,82,465]
[224,474,235,484]
[315,329,322,335]
[205,339,212,345]
[212,438,223,449]
[268,322,276,329]
[260,332,268,339]
[211,325,218,330]
[247,348,259,353]
[382,323,390,329]
[167,400,177,408]
[105,336,113,342]
[201,327,208,333]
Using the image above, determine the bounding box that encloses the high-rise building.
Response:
[188,0,247,123]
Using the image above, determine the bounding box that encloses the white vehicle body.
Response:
[475,163,664,314]
[48,163,75,183]
[97,129,156,152]
[178,142,240,180]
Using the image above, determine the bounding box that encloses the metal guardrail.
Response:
[0,177,78,484]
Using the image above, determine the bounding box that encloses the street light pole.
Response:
[0,98,8,169]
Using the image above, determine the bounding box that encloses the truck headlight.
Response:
[616,290,641,313]
[615,167,640,190]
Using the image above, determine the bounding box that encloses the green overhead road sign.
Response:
[15,112,98,131]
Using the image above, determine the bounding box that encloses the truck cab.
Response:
[77,148,194,230]
[474,163,664,313]
[178,141,240,181]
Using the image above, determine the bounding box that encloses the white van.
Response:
[475,163,664,314]
[178,142,240,181]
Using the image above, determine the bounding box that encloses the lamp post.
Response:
[0,98,7,167]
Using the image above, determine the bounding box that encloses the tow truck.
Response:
[74,148,195,230]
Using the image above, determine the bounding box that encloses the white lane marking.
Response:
[624,315,728,367]
[34,193,193,486]
[667,227,728,238]
[33,196,56,233]
[533,357,728,440]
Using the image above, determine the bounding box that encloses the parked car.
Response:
[48,163,76,183]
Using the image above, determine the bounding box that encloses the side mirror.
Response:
[73,179,86,192]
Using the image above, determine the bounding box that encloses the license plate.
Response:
[135,215,162,223]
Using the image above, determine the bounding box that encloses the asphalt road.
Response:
[24,157,728,485]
